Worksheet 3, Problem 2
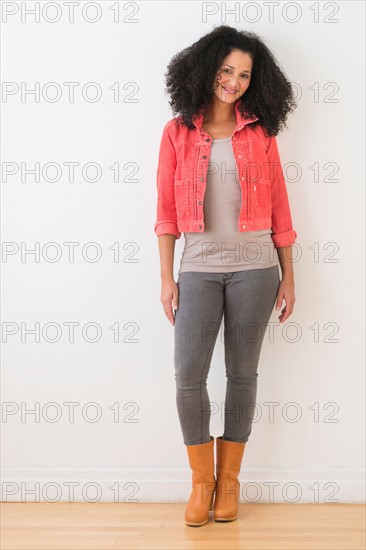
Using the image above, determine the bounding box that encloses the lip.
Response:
[222,86,237,94]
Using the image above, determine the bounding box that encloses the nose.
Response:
[227,76,239,89]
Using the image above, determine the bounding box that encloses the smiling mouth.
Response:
[222,86,237,93]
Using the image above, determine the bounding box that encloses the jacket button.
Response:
[198,201,202,205]
[242,224,246,229]
[199,224,203,229]
[205,138,210,142]
[202,155,207,159]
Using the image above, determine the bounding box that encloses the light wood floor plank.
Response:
[1,503,365,549]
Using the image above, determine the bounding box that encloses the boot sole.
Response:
[185,518,209,527]
[214,515,237,522]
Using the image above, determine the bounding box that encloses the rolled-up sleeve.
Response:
[266,134,297,248]
[154,122,181,239]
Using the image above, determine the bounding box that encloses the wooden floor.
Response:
[0,503,365,549]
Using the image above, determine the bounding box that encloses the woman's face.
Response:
[213,49,253,103]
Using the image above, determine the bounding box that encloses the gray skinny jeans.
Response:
[173,265,280,446]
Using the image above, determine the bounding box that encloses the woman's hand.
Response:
[275,276,295,323]
[161,277,179,326]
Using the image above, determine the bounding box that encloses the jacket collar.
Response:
[192,99,258,133]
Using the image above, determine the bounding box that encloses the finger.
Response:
[279,303,294,323]
[172,293,179,312]
[275,293,283,310]
[162,303,174,326]
[279,312,288,323]
[284,305,294,321]
[166,309,174,326]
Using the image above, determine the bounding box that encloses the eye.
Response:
[221,69,249,79]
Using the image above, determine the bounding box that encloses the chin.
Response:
[217,94,241,104]
[216,88,245,101]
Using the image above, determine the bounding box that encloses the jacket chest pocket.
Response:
[241,139,271,182]
[174,179,189,214]
[254,179,272,211]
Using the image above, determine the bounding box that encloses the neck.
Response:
[203,96,237,123]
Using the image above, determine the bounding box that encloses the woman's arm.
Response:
[158,234,176,281]
[158,234,179,326]
[275,245,295,324]
[264,132,297,322]
[154,121,181,240]
[265,134,297,248]
[154,121,180,325]
[277,245,294,281]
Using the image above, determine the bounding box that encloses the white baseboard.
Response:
[1,468,365,503]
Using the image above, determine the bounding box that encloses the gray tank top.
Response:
[178,136,278,275]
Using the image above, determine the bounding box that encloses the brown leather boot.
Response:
[213,436,246,522]
[185,436,216,527]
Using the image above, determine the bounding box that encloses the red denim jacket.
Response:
[154,99,297,248]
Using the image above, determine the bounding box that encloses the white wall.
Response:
[1,1,364,503]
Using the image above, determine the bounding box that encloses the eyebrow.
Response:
[222,64,251,74]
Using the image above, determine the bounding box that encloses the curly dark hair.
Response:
[164,25,297,136]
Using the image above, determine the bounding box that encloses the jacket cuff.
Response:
[154,221,181,239]
[271,229,297,248]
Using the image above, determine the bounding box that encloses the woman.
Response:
[154,25,298,527]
